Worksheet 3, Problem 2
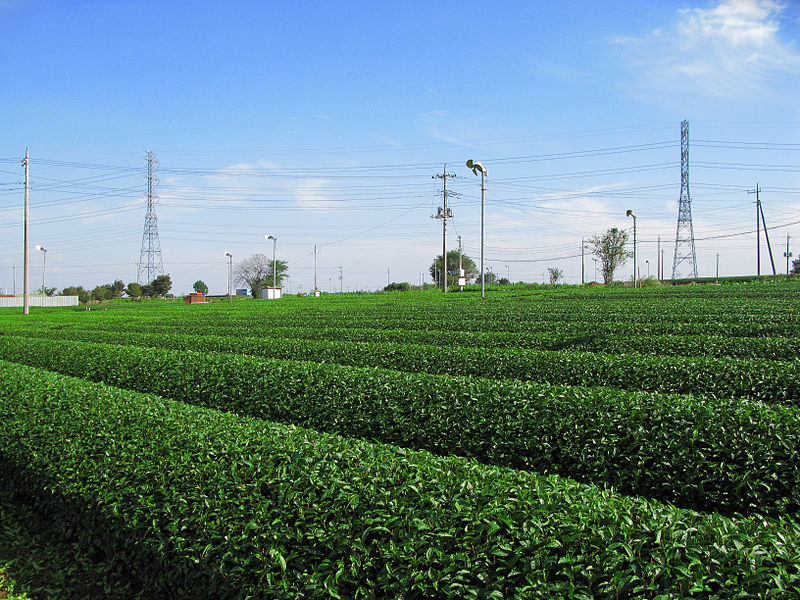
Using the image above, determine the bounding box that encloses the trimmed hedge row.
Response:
[1,335,799,517]
[12,320,798,360]
[2,360,800,599]
[4,328,798,403]
[73,313,800,338]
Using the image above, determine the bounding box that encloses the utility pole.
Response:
[657,235,661,280]
[338,265,343,293]
[22,148,29,315]
[13,265,16,295]
[458,235,464,291]
[760,191,776,276]
[387,267,390,287]
[716,253,719,283]
[433,165,455,292]
[313,245,318,293]
[749,184,776,276]
[750,185,761,276]
[784,234,792,275]
[580,237,585,285]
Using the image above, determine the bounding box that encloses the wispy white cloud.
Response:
[614,0,800,102]
[293,177,333,211]
[420,110,474,147]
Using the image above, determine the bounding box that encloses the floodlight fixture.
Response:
[467,160,488,298]
[627,210,637,288]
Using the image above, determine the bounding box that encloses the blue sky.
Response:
[1,0,798,294]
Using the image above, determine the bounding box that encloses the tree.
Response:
[384,282,410,292]
[193,280,209,295]
[792,256,800,275]
[235,254,289,297]
[587,228,631,284]
[108,280,125,298]
[125,282,142,299]
[548,267,564,285]
[429,251,478,287]
[267,260,289,288]
[150,274,172,297]
[90,284,113,302]
[140,284,155,298]
[483,270,497,285]
[36,286,57,297]
[61,285,89,304]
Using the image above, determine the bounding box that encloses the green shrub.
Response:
[4,328,798,403]
[2,360,800,598]
[1,336,799,517]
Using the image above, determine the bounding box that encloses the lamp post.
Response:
[626,210,637,288]
[592,257,598,282]
[467,160,487,299]
[224,252,232,302]
[505,264,510,283]
[645,260,649,279]
[35,245,46,297]
[265,235,277,297]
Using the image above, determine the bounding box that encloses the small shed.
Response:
[185,293,207,304]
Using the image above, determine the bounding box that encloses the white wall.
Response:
[0,295,79,308]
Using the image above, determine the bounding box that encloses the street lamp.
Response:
[35,244,46,297]
[626,210,637,288]
[224,252,232,302]
[467,159,487,299]
[645,259,649,279]
[265,235,277,297]
[592,257,598,282]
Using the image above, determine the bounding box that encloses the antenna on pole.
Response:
[433,164,456,292]
[671,120,698,280]
[137,150,164,284]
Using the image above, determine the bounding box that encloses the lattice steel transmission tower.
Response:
[137,150,164,284]
[671,120,698,280]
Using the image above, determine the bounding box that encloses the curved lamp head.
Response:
[224,251,232,257]
[466,159,486,176]
[35,244,47,252]
[626,209,636,218]
[265,234,275,241]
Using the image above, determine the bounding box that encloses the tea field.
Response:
[1,281,799,599]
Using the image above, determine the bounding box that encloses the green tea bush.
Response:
[1,336,799,517]
[2,360,800,599]
[4,328,797,403]
[7,321,799,360]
